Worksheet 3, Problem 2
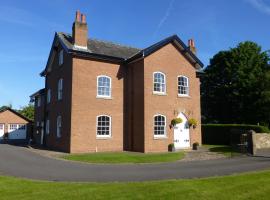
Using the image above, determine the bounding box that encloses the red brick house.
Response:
[31,11,204,153]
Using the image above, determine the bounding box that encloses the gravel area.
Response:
[181,147,227,162]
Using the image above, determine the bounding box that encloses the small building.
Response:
[0,107,32,142]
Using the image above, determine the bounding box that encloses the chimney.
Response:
[188,39,196,55]
[72,10,88,49]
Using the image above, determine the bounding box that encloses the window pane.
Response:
[178,76,189,95]
[97,115,111,136]
[154,115,166,136]
[153,73,165,93]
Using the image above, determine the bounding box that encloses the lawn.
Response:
[203,144,236,157]
[1,170,270,199]
[62,151,185,164]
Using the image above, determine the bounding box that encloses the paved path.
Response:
[0,144,270,182]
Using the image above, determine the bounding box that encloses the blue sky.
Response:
[0,0,270,109]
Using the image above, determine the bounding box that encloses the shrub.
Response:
[188,118,198,127]
[171,118,183,126]
[202,124,270,145]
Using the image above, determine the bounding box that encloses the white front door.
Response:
[8,124,27,139]
[0,124,4,139]
[173,113,190,149]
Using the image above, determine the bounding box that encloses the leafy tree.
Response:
[18,104,34,121]
[0,104,12,111]
[201,41,270,125]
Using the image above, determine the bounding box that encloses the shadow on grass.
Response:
[206,145,242,157]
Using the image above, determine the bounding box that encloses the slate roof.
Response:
[58,32,141,60]
[41,32,204,76]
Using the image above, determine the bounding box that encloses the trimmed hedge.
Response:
[202,124,270,145]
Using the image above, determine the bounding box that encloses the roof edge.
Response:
[0,107,33,123]
[126,35,204,69]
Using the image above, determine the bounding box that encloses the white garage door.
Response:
[0,124,4,139]
[8,124,27,139]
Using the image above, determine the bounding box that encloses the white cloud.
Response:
[245,0,270,15]
[153,0,175,38]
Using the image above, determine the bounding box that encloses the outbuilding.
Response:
[0,107,32,142]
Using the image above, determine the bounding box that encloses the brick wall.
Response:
[44,46,73,152]
[143,43,201,152]
[69,57,124,153]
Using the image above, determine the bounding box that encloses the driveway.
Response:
[0,144,270,182]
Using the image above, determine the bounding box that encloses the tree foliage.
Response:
[18,104,34,121]
[201,41,270,125]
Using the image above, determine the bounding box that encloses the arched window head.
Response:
[178,76,189,96]
[153,72,166,94]
[154,114,166,137]
[96,115,111,137]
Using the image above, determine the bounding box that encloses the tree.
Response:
[0,103,12,111]
[201,41,270,125]
[18,104,34,121]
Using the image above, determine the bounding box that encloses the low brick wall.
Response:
[252,132,270,155]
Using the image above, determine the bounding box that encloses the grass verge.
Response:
[1,170,270,199]
[62,151,185,164]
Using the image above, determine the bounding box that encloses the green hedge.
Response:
[202,124,270,145]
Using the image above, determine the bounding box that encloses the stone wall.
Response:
[252,133,270,149]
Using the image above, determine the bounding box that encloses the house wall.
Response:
[44,46,73,152]
[33,95,45,144]
[69,57,124,153]
[143,43,201,152]
[0,110,31,140]
[125,59,145,152]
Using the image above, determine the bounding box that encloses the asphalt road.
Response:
[0,144,270,182]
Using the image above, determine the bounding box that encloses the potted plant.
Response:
[168,143,175,152]
[188,118,197,129]
[192,142,199,150]
[170,118,183,128]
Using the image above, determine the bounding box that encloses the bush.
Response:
[188,118,198,127]
[202,124,270,145]
[171,118,183,126]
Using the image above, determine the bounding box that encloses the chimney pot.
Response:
[76,10,81,22]
[188,38,196,54]
[81,14,86,23]
[188,39,195,47]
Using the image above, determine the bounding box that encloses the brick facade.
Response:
[32,12,203,153]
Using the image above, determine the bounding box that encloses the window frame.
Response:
[177,75,189,97]
[46,119,50,135]
[9,124,18,130]
[153,114,167,138]
[96,75,112,98]
[58,78,63,100]
[59,49,64,66]
[37,96,41,107]
[96,115,112,138]
[47,89,51,104]
[18,124,26,130]
[153,72,166,95]
[56,116,62,138]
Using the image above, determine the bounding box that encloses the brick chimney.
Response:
[72,10,88,49]
[188,39,196,55]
